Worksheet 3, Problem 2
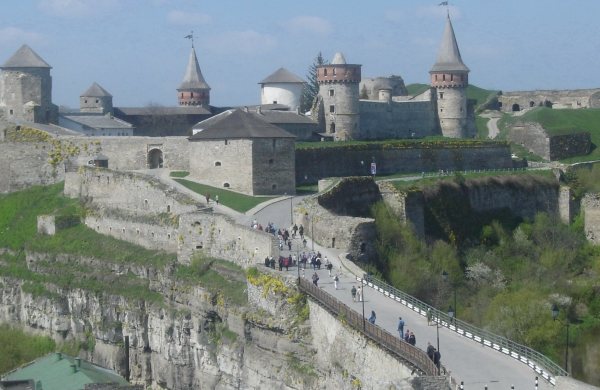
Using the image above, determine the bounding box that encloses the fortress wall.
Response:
[189,139,254,194]
[296,144,513,185]
[69,168,199,216]
[507,122,550,160]
[359,100,438,140]
[584,194,600,245]
[251,138,296,195]
[549,132,591,161]
[499,89,600,112]
[95,137,189,171]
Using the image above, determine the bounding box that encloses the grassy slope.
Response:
[404,83,499,108]
[502,107,600,163]
[173,179,275,213]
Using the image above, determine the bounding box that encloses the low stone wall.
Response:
[508,122,591,161]
[65,168,199,216]
[37,214,80,235]
[295,142,513,185]
[549,132,591,161]
[378,182,426,238]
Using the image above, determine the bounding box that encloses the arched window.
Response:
[215,161,222,166]
[324,69,328,77]
[167,205,171,212]
[223,183,230,188]
[330,122,336,133]
[333,68,337,76]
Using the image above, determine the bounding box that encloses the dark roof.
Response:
[189,109,295,140]
[81,82,112,97]
[177,47,210,90]
[94,153,109,161]
[61,114,132,129]
[114,106,212,116]
[430,17,469,74]
[258,68,305,84]
[250,109,316,124]
[2,352,129,390]
[1,45,51,69]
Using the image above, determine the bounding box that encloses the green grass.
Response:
[170,171,190,178]
[501,107,600,163]
[173,179,275,213]
[405,83,429,95]
[389,169,553,190]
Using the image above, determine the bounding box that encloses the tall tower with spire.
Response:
[430,16,470,138]
[316,52,362,141]
[177,46,211,106]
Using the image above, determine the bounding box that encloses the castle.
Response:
[313,16,477,141]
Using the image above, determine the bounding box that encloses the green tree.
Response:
[300,52,328,113]
[360,84,368,100]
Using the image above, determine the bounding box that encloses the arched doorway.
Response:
[148,149,163,169]
[512,103,520,112]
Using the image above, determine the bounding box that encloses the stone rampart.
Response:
[37,214,80,235]
[66,168,199,216]
[583,194,600,244]
[71,169,279,265]
[359,99,438,140]
[549,132,591,161]
[507,122,590,161]
[295,142,513,185]
[378,182,426,238]
[498,89,600,112]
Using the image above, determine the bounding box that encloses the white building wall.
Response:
[261,83,302,111]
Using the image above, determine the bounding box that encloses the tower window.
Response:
[330,122,336,133]
[344,68,348,76]
[272,139,276,149]
[442,75,446,81]
[181,93,184,98]
[272,184,277,190]
[333,68,337,76]
[225,140,228,145]
[324,69,328,77]
[329,89,335,96]
[440,109,443,112]
[9,109,13,115]
[191,92,194,98]
[269,158,274,165]
[435,75,438,81]
[329,105,335,113]
[85,100,87,103]
[451,75,454,81]
[439,92,444,99]
[215,161,222,166]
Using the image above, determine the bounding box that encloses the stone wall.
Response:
[37,214,80,235]
[583,194,600,244]
[359,99,439,140]
[359,76,408,100]
[378,182,426,238]
[559,186,580,225]
[251,138,296,195]
[295,142,513,185]
[66,168,199,216]
[498,89,600,112]
[507,122,591,161]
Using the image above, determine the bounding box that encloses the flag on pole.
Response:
[439,2,448,5]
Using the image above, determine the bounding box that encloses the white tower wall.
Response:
[261,83,302,111]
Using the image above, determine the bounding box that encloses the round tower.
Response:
[317,52,361,141]
[258,67,305,111]
[177,47,210,106]
[430,16,470,138]
[80,82,113,115]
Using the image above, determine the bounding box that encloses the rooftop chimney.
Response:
[70,364,77,374]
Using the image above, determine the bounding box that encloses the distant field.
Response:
[501,107,600,163]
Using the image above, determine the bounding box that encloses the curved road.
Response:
[145,170,554,389]
[487,117,500,139]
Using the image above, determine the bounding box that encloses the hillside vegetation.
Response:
[372,173,600,384]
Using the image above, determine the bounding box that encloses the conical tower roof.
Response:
[177,47,210,91]
[258,68,305,84]
[331,52,347,65]
[1,45,52,69]
[81,82,112,97]
[430,17,469,74]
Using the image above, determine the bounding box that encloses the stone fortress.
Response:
[313,17,477,141]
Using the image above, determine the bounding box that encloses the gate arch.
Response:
[148,148,163,169]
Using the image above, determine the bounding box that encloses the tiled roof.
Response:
[177,47,210,90]
[114,106,211,116]
[258,68,305,84]
[81,83,112,97]
[1,352,129,390]
[62,114,133,129]
[189,109,295,140]
[1,45,52,68]
[430,17,469,73]
[251,109,316,124]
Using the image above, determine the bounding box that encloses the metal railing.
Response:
[358,275,568,385]
[298,278,455,385]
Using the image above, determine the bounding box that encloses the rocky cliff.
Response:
[0,249,434,390]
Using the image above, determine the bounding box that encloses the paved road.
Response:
[487,118,500,139]
[141,169,554,389]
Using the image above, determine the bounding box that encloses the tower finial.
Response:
[438,2,450,17]
[184,31,195,48]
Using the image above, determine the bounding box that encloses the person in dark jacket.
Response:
[368,311,376,324]
[433,348,441,370]
[408,332,416,346]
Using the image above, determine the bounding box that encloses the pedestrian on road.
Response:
[326,261,333,277]
[397,317,405,339]
[278,257,283,271]
[368,311,376,324]
[427,342,435,360]
[351,286,357,302]
[334,275,339,290]
[312,272,319,287]
[284,257,290,271]
[404,330,410,342]
[299,225,304,240]
[215,195,219,205]
[206,192,210,204]
[269,256,275,269]
[287,240,292,251]
[292,224,298,238]
[357,286,362,302]
[408,332,416,346]
[303,238,307,248]
[427,308,432,326]
[433,348,441,371]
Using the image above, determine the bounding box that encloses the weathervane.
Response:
[184,31,196,48]
[439,1,450,17]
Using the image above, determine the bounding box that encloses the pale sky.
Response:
[1,0,599,109]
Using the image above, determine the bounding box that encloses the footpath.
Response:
[140,169,552,389]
